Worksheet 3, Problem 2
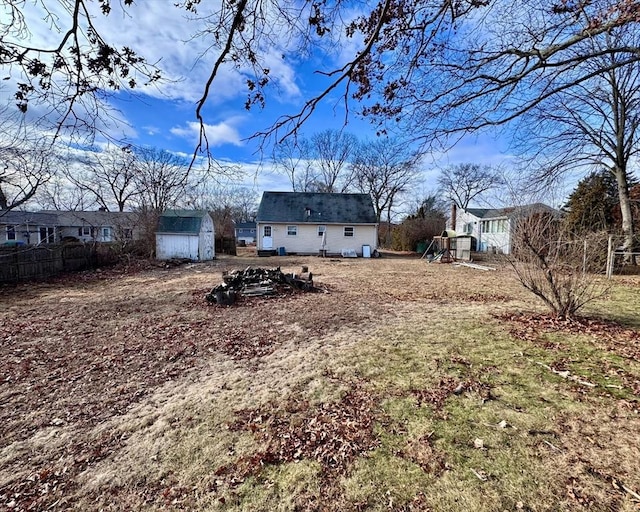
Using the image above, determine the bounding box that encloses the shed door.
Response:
[201,235,214,260]
[262,225,273,249]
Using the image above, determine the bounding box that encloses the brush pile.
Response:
[205,266,317,305]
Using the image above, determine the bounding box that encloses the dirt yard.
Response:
[1,254,639,511]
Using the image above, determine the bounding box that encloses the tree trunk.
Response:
[612,166,636,264]
[386,207,393,248]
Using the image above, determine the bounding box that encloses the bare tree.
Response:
[6,0,640,163]
[39,176,93,211]
[514,29,640,258]
[308,130,358,192]
[352,137,420,245]
[184,184,258,241]
[0,0,161,140]
[132,148,190,212]
[437,164,505,210]
[271,138,315,192]
[508,211,610,319]
[65,144,140,212]
[392,194,447,251]
[0,129,57,213]
[186,184,258,221]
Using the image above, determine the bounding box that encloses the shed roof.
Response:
[256,192,377,224]
[157,210,210,234]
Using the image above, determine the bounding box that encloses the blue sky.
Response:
[2,0,521,200]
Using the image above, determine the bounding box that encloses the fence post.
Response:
[606,235,613,279]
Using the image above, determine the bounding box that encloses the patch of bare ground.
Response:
[0,257,401,509]
[546,402,640,510]
[210,375,381,508]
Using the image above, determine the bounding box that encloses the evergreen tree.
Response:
[563,171,626,233]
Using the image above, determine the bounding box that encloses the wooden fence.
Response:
[0,243,122,283]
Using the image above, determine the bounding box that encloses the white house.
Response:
[256,192,378,256]
[44,210,142,243]
[1,210,143,246]
[0,211,58,246]
[156,210,215,261]
[235,221,257,245]
[455,203,556,255]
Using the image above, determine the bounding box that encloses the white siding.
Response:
[480,230,511,254]
[455,210,513,254]
[198,214,215,260]
[156,234,200,260]
[257,223,377,255]
[456,210,481,239]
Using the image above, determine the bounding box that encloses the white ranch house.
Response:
[256,192,378,256]
[455,203,556,255]
[1,210,142,246]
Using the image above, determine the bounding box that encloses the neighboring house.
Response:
[43,210,142,243]
[455,203,556,255]
[235,221,257,245]
[256,192,378,256]
[1,209,143,246]
[0,211,59,246]
[156,210,215,261]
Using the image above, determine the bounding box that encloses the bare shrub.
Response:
[508,212,610,319]
[392,217,445,251]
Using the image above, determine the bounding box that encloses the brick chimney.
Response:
[451,203,457,232]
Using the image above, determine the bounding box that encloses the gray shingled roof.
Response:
[0,211,59,226]
[157,210,209,234]
[257,192,377,224]
[40,210,140,227]
[466,203,555,219]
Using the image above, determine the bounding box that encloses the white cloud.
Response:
[9,1,301,107]
[170,120,243,147]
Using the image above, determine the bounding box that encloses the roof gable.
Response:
[256,192,377,224]
[157,210,210,234]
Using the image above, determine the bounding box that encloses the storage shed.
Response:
[156,210,215,261]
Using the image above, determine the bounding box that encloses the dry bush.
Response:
[508,212,610,319]
[391,216,445,251]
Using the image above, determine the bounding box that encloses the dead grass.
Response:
[1,256,639,511]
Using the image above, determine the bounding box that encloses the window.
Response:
[6,225,16,241]
[317,225,326,237]
[78,226,92,237]
[344,226,354,237]
[39,227,55,244]
[481,220,507,233]
[123,228,133,240]
[263,226,272,237]
[102,227,111,241]
[463,223,473,234]
[287,225,298,236]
